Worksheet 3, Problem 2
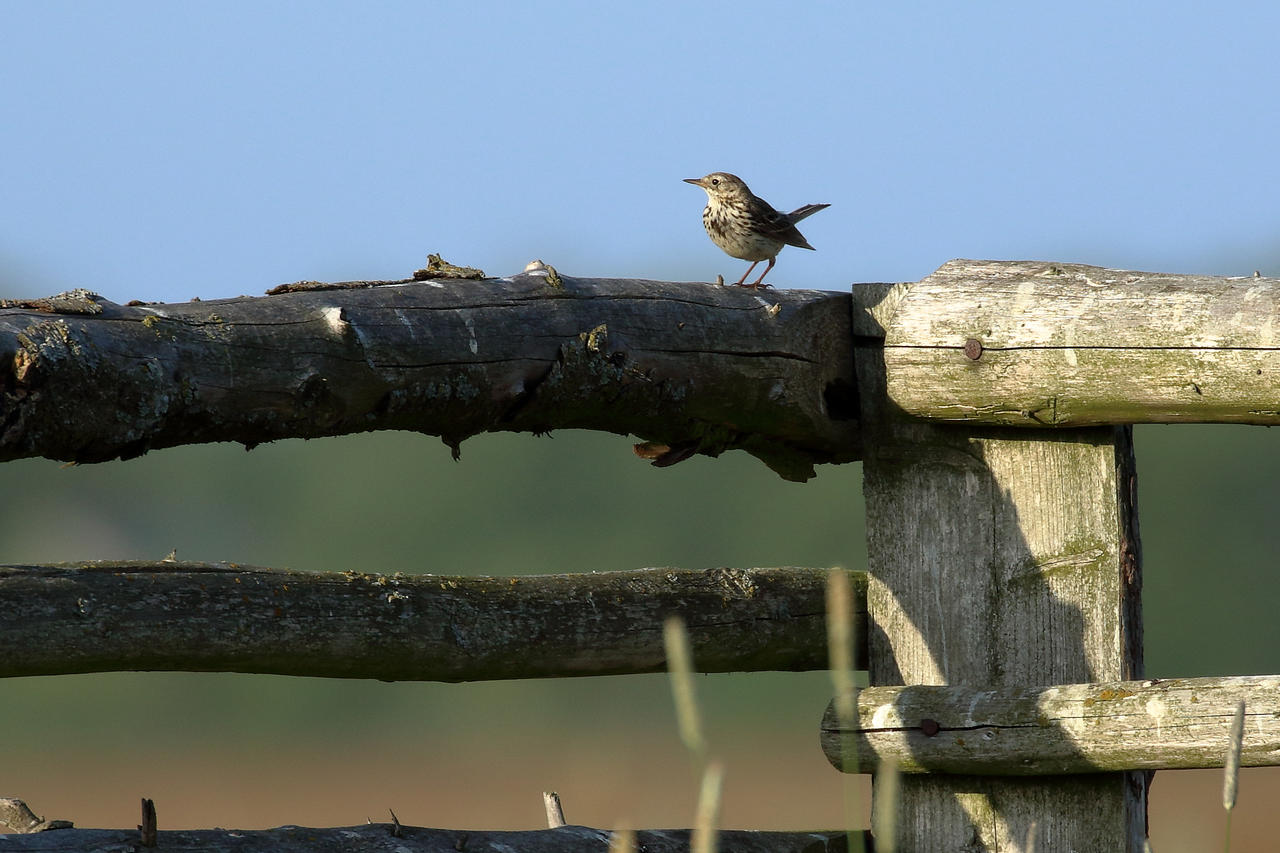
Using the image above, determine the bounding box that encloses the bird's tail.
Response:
[787,203,831,224]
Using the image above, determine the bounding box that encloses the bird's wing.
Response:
[744,196,813,248]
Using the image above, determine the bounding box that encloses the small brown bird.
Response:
[684,172,830,288]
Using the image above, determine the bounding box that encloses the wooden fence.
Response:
[1,258,1278,851]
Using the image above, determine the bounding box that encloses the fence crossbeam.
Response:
[0,562,866,681]
[0,274,859,482]
[881,260,1280,426]
[0,808,857,853]
[821,674,1280,774]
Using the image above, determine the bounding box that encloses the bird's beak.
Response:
[683,177,705,187]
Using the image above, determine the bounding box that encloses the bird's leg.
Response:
[744,257,777,289]
[734,261,760,286]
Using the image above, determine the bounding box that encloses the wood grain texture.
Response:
[0,273,859,481]
[883,259,1280,425]
[0,563,866,681]
[821,675,1280,774]
[854,282,1146,850]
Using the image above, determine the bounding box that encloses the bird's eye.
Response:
[710,178,719,186]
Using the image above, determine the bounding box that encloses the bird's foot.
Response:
[736,281,774,290]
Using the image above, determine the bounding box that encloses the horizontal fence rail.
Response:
[0,801,856,853]
[0,273,858,481]
[0,562,867,681]
[6,260,1278,481]
[877,260,1280,426]
[820,675,1280,774]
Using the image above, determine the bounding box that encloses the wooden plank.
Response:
[0,274,859,481]
[854,282,1147,850]
[0,563,866,681]
[882,260,1280,425]
[821,675,1280,774]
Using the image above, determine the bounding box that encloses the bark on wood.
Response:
[0,818,855,853]
[853,282,1147,850]
[883,259,1280,426]
[0,273,860,482]
[821,674,1280,774]
[0,563,866,681]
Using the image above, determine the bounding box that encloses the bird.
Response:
[683,172,830,289]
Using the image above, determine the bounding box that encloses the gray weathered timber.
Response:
[0,273,859,481]
[0,821,854,853]
[883,259,1280,425]
[820,675,1280,774]
[0,563,866,680]
[854,282,1146,850]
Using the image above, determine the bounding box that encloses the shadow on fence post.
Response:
[851,282,1148,851]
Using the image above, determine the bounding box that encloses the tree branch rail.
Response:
[0,562,867,681]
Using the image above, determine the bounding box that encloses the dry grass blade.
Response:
[828,569,866,853]
[691,761,724,853]
[826,568,857,727]
[663,615,706,761]
[608,824,636,853]
[871,758,900,853]
[1223,699,1245,852]
[1224,699,1245,810]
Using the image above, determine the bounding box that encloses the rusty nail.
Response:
[920,718,941,737]
[963,338,983,360]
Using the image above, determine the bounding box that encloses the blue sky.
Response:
[4,2,1278,304]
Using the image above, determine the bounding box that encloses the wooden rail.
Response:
[879,260,1280,426]
[0,273,858,481]
[0,563,866,680]
[0,797,855,853]
[821,675,1280,774]
[5,260,1278,482]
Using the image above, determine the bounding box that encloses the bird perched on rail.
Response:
[683,172,830,289]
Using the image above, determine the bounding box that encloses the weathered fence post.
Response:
[853,282,1146,850]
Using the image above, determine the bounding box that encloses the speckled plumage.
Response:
[683,172,829,288]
